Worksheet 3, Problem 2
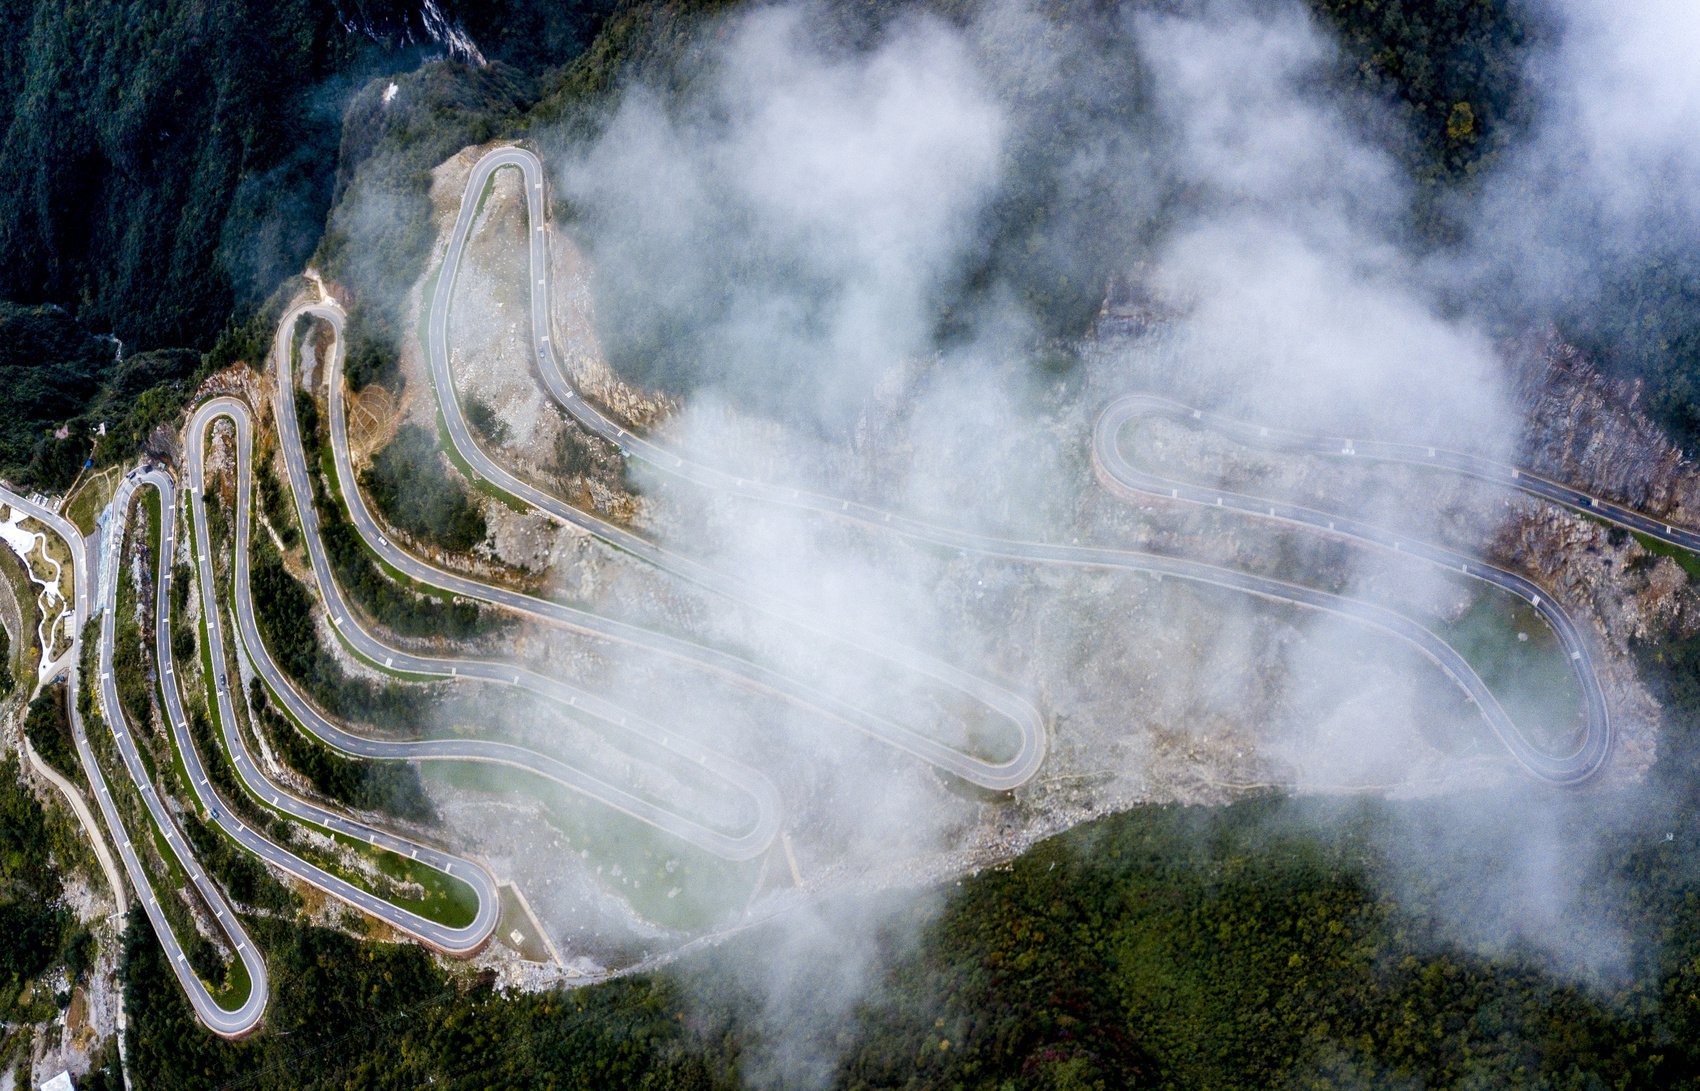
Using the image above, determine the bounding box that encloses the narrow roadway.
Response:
[200,392,776,860]
[32,137,1665,1038]
[0,486,128,914]
[261,343,781,857]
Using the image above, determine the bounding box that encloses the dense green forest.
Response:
[0,0,612,487]
[0,0,610,350]
[22,688,78,781]
[15,2,1700,1087]
[111,777,1700,1089]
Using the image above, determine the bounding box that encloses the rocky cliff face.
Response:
[1497,334,1700,779]
[1515,334,1700,521]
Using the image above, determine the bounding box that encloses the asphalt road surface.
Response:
[26,138,1661,1037]
[169,445,502,956]
[0,486,128,913]
[252,361,781,857]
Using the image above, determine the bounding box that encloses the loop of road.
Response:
[92,472,269,1037]
[252,368,783,859]
[181,421,504,957]
[1092,394,1612,784]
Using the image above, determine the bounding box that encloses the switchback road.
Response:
[95,472,267,1037]
[445,144,1615,787]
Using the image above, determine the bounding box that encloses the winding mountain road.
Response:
[446,144,1616,787]
[426,148,1049,789]
[172,438,501,958]
[256,362,782,858]
[1092,394,1611,783]
[0,486,127,915]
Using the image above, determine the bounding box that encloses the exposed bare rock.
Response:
[1515,333,1700,521]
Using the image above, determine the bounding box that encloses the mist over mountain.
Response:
[8,2,1700,1089]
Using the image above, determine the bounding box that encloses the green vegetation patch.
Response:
[0,542,40,686]
[248,677,432,824]
[0,754,93,1033]
[117,783,1700,1090]
[361,424,488,553]
[423,762,760,934]
[249,533,438,731]
[23,689,79,783]
[0,304,112,489]
[1435,590,1587,754]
